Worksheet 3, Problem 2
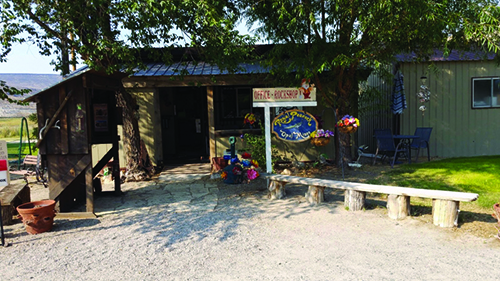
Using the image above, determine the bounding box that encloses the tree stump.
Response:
[387,194,410,220]
[268,180,287,199]
[432,199,459,227]
[305,185,325,205]
[344,189,365,211]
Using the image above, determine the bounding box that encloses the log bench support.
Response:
[432,199,459,228]
[261,173,477,228]
[305,185,325,205]
[268,180,287,200]
[387,194,410,220]
[344,189,365,211]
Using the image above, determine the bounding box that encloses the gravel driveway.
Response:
[1,173,499,280]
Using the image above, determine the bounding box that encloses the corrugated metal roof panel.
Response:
[130,61,270,77]
[396,50,496,62]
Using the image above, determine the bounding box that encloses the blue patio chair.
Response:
[373,129,408,168]
[410,127,432,162]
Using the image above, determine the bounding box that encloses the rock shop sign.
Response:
[272,110,318,142]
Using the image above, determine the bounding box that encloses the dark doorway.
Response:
[160,87,208,164]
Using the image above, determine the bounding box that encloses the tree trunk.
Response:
[115,89,153,181]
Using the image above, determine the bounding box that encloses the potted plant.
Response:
[221,152,260,184]
[336,115,360,134]
[310,129,334,147]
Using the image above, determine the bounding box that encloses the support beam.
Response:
[207,86,215,160]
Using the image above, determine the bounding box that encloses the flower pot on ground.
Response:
[16,200,56,235]
[221,153,259,184]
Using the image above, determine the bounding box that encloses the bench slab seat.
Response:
[0,182,31,225]
[262,173,478,228]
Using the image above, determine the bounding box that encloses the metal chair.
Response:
[410,127,432,162]
[373,129,408,168]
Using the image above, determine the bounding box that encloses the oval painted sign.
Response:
[272,109,318,142]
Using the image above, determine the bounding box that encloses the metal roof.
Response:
[396,49,496,62]
[130,61,270,77]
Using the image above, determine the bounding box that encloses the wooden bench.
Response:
[0,182,31,225]
[262,173,478,228]
[9,155,42,185]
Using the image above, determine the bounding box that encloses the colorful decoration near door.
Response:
[272,109,318,142]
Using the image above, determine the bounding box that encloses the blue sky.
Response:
[0,43,59,74]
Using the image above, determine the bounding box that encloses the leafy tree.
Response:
[240,0,500,165]
[0,0,253,179]
[0,80,31,103]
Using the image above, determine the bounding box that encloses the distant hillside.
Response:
[0,73,62,117]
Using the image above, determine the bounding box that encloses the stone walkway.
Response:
[95,173,219,217]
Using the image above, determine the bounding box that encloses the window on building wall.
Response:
[472,77,500,108]
[214,87,263,130]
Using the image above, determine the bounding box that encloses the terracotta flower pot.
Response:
[17,200,56,235]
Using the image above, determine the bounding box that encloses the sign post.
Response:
[0,140,9,187]
[252,83,317,173]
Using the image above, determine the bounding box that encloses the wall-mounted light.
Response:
[420,76,427,85]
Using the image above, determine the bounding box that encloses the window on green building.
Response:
[472,77,500,108]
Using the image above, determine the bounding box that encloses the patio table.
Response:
[393,135,419,164]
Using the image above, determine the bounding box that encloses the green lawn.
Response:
[367,156,500,210]
[0,117,36,139]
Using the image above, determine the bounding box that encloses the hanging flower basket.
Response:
[337,125,358,134]
[311,137,331,147]
[336,115,360,134]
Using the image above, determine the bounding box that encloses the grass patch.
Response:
[0,117,36,139]
[367,156,500,210]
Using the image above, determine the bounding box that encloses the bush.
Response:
[243,122,279,173]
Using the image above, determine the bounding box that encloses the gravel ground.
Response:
[1,173,500,280]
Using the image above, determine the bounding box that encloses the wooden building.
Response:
[25,69,123,214]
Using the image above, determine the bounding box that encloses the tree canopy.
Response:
[0,0,253,75]
[239,0,500,163]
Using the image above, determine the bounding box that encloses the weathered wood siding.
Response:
[401,60,500,158]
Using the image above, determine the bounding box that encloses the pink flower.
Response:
[247,169,259,180]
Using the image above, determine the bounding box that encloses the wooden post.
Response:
[85,164,94,214]
[207,86,216,161]
[268,180,287,199]
[344,189,365,211]
[432,199,459,227]
[387,194,410,220]
[305,185,325,205]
